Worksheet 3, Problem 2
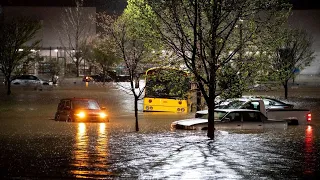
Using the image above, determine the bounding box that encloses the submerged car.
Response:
[54,98,109,122]
[217,96,294,110]
[11,75,53,86]
[171,109,288,130]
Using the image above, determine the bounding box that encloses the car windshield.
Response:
[223,100,246,109]
[195,111,227,120]
[72,100,100,110]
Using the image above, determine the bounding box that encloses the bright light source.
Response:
[99,112,107,118]
[18,49,23,52]
[54,49,58,52]
[76,112,86,118]
[31,49,36,52]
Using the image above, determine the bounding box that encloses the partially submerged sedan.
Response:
[171,109,287,130]
[55,98,109,122]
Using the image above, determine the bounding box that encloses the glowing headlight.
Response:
[99,112,107,118]
[76,112,86,118]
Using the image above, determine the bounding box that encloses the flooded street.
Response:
[0,82,320,179]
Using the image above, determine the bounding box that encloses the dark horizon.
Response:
[1,0,320,10]
[0,0,127,13]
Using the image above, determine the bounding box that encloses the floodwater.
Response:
[0,82,320,179]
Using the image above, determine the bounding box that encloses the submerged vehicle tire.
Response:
[55,114,60,121]
[67,116,73,122]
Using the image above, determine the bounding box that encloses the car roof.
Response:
[60,98,97,101]
[196,109,260,114]
[13,75,37,78]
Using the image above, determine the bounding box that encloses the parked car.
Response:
[11,75,53,87]
[54,98,109,122]
[82,76,94,82]
[171,109,288,130]
[218,96,294,109]
[219,99,310,125]
[83,74,113,82]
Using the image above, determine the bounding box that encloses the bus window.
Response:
[143,67,191,113]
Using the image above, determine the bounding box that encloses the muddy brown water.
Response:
[0,83,320,179]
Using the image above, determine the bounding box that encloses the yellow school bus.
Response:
[143,67,191,113]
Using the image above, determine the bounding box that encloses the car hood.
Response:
[172,118,208,126]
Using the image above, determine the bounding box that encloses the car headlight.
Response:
[99,112,107,118]
[76,112,86,118]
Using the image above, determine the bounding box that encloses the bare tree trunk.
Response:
[284,80,288,99]
[196,89,202,111]
[134,76,139,88]
[76,59,80,77]
[6,76,11,95]
[134,96,139,131]
[207,89,215,139]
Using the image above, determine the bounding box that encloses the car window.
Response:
[30,76,38,80]
[72,100,100,110]
[65,100,71,108]
[242,102,256,110]
[224,112,241,122]
[195,113,207,119]
[58,101,65,110]
[224,100,245,109]
[242,112,261,122]
[263,99,272,106]
[195,111,227,120]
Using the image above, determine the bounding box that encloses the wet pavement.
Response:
[0,82,320,179]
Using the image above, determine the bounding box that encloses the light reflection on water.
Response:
[304,125,315,175]
[1,86,320,179]
[70,123,112,178]
[59,122,320,179]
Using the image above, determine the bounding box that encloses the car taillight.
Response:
[307,113,312,122]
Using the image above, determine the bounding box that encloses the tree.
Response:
[271,28,314,99]
[88,37,121,84]
[130,0,290,139]
[58,0,94,77]
[0,17,41,95]
[97,12,156,132]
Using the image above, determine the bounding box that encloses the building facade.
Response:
[2,6,97,78]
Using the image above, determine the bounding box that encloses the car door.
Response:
[241,111,263,130]
[217,112,242,130]
[59,100,71,121]
[29,75,40,85]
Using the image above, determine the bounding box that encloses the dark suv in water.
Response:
[54,98,109,122]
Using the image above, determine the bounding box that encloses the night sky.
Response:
[0,0,128,13]
[0,0,320,13]
[1,0,320,10]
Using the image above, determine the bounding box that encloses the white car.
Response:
[217,96,294,109]
[11,75,53,88]
[171,109,288,130]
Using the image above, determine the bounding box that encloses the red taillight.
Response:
[178,101,182,105]
[149,99,152,103]
[307,113,312,122]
